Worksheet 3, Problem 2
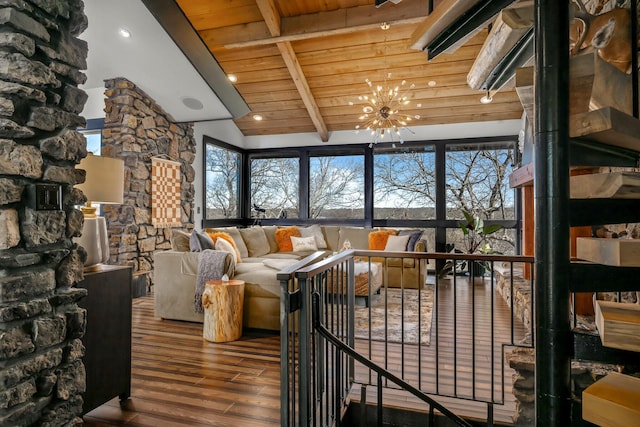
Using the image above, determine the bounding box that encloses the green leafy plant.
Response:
[459,210,504,254]
[439,210,504,277]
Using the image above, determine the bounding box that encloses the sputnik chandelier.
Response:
[350,23,421,147]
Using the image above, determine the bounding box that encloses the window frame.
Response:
[202,135,522,253]
[202,136,245,227]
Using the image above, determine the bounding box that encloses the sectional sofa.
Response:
[153,225,428,331]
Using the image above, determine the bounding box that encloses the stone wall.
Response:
[101,78,195,286]
[0,0,89,425]
[507,348,621,426]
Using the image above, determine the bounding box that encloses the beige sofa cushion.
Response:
[323,226,340,251]
[338,227,371,250]
[240,226,270,257]
[262,225,279,253]
[170,229,191,252]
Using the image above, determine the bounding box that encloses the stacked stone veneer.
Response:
[101,78,195,286]
[0,1,89,425]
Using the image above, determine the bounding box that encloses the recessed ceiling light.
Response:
[118,28,131,38]
[228,74,238,83]
[480,91,493,104]
[182,97,203,110]
[428,80,437,87]
[253,114,263,121]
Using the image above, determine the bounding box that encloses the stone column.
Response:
[0,0,89,425]
[101,78,196,288]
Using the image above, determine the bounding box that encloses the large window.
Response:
[203,136,521,253]
[445,143,517,254]
[373,147,436,219]
[250,157,299,219]
[309,155,364,219]
[204,141,241,219]
[445,144,516,220]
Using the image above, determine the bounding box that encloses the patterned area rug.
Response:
[354,286,434,345]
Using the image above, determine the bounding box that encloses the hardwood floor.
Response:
[350,275,528,425]
[83,296,282,427]
[83,275,527,426]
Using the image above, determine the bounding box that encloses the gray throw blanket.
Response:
[194,249,231,313]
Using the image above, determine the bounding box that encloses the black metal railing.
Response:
[312,291,473,427]
[280,250,535,426]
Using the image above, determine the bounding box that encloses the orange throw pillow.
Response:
[275,226,301,252]
[368,229,397,250]
[206,231,242,263]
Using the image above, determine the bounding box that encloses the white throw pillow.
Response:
[300,224,327,249]
[291,236,318,252]
[215,238,238,265]
[384,234,410,251]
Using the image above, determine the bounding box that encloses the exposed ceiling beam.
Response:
[425,0,517,59]
[410,0,477,53]
[255,0,281,36]
[255,0,328,141]
[277,42,329,141]
[200,1,430,49]
[481,26,533,91]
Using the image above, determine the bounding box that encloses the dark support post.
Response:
[534,0,571,425]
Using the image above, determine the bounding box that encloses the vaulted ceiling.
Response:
[173,0,524,141]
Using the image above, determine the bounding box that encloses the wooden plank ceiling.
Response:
[175,0,524,141]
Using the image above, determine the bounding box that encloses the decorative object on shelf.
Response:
[350,22,421,147]
[570,0,635,74]
[151,157,182,227]
[75,153,124,270]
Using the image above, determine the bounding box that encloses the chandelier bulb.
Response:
[352,71,419,146]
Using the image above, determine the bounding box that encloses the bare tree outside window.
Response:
[445,147,515,220]
[309,156,364,219]
[446,146,516,254]
[374,150,436,219]
[250,157,299,218]
[205,143,240,219]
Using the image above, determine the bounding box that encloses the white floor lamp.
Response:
[75,153,124,270]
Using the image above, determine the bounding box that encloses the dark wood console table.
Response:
[78,265,132,414]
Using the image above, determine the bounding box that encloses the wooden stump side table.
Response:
[202,279,245,342]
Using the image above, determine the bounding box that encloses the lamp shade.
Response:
[77,154,124,204]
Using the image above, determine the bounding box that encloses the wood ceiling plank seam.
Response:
[321,102,523,119]
[200,21,272,47]
[296,43,481,68]
[243,92,306,104]
[218,57,287,72]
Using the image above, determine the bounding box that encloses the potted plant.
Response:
[439,210,504,279]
